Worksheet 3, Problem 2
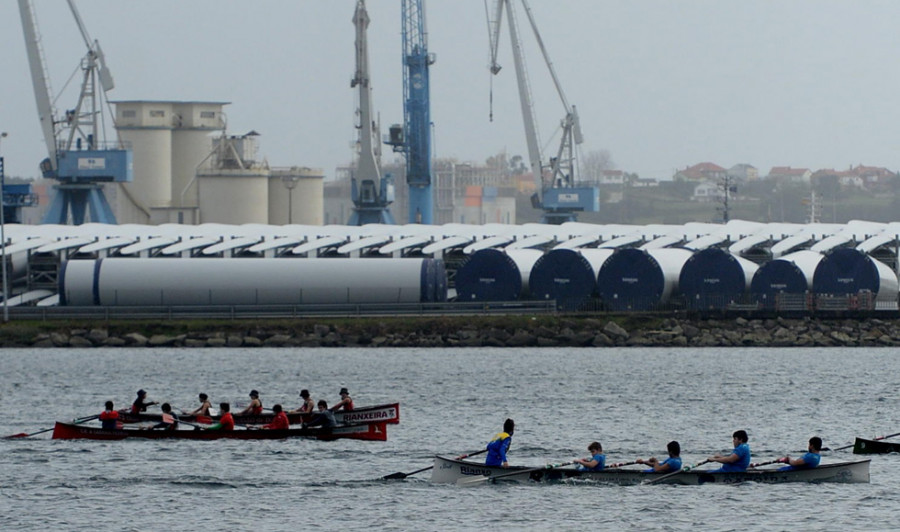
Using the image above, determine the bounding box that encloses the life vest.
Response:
[99,410,119,430]
[485,432,511,466]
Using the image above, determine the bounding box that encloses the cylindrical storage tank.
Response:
[750,250,821,308]
[268,167,325,225]
[455,248,542,301]
[813,248,899,304]
[198,169,270,224]
[597,248,692,310]
[115,102,174,211]
[529,248,611,310]
[171,132,213,208]
[61,258,440,306]
[58,259,99,305]
[679,248,759,310]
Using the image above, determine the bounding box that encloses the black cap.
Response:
[249,390,259,397]
[300,389,310,398]
[339,387,349,395]
[137,389,146,396]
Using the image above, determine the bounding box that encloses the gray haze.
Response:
[1,1,898,182]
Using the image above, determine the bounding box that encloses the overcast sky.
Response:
[2,1,900,182]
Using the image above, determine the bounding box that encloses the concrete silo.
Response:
[197,133,270,224]
[114,101,174,222]
[269,167,324,225]
[171,102,226,210]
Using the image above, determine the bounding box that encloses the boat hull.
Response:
[853,437,900,454]
[431,456,870,485]
[52,421,388,441]
[119,402,400,426]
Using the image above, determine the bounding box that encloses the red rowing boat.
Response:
[118,402,400,426]
[51,420,388,441]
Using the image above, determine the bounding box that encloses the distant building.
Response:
[766,166,811,184]
[692,181,722,202]
[727,164,758,182]
[674,162,727,182]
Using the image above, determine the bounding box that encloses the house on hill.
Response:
[766,166,811,184]
[727,164,758,182]
[674,162,726,181]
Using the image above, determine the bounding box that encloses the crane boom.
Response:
[18,0,58,172]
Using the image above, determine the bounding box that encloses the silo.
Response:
[455,248,542,301]
[114,101,174,211]
[597,248,692,310]
[813,248,899,304]
[171,102,226,207]
[268,167,325,225]
[529,248,611,310]
[679,248,759,310]
[750,250,820,307]
[197,168,271,224]
[62,257,442,306]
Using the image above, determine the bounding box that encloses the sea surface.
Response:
[0,346,897,531]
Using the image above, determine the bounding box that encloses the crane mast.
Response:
[487,0,596,224]
[17,0,132,225]
[348,0,396,226]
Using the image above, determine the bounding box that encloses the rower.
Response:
[262,404,290,430]
[574,442,605,471]
[151,403,179,431]
[637,441,682,473]
[206,403,234,431]
[330,387,354,412]
[779,436,822,471]
[709,430,751,472]
[131,389,158,414]
[238,390,263,416]
[99,401,119,430]
[485,418,515,468]
[188,393,212,417]
[290,389,315,414]
[305,400,336,429]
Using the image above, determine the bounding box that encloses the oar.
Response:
[643,458,711,485]
[5,414,100,439]
[829,432,900,452]
[607,460,639,469]
[458,461,575,486]
[749,457,788,468]
[383,449,488,480]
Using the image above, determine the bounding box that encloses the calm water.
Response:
[0,346,897,531]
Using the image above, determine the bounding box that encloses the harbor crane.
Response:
[18,0,132,225]
[486,0,598,224]
[348,0,396,226]
[385,0,435,224]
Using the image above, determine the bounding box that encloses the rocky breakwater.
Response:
[17,316,900,348]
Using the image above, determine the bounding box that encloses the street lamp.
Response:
[281,175,300,224]
[0,131,9,323]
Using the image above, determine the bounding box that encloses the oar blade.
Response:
[4,433,29,439]
[382,472,408,480]
[456,475,492,486]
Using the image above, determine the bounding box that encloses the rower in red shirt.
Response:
[206,403,235,431]
[331,387,354,412]
[238,390,263,416]
[99,401,119,430]
[262,404,289,430]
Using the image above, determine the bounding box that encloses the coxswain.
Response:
[151,403,179,431]
[238,390,263,416]
[485,418,515,468]
[131,389,158,414]
[206,403,234,431]
[305,400,337,429]
[99,401,119,430]
[290,389,315,414]
[330,387,354,412]
[262,404,290,430]
[188,393,212,417]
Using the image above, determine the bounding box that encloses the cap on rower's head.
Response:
[300,389,310,398]
[249,390,259,398]
[339,387,349,395]
[137,389,146,396]
[199,393,208,400]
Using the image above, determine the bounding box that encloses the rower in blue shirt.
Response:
[573,441,605,471]
[485,418,515,467]
[779,436,822,471]
[709,430,751,472]
[638,441,682,473]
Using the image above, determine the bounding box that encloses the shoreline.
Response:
[2,315,898,348]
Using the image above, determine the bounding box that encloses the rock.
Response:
[482,337,506,348]
[123,333,148,346]
[506,331,537,347]
[314,324,331,337]
[591,332,613,347]
[602,321,629,339]
[243,336,263,347]
[206,338,227,347]
[681,324,700,338]
[264,334,292,346]
[103,337,126,347]
[69,336,93,348]
[50,332,69,346]
[148,335,176,347]
[88,329,109,343]
[184,339,207,347]
[226,335,244,347]
[536,337,559,347]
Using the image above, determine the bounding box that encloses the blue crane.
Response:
[386,0,435,224]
